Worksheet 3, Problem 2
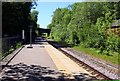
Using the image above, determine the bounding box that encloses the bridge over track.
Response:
[37,28,51,36]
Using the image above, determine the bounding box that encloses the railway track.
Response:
[59,48,111,80]
[48,41,119,80]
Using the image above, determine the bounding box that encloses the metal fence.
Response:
[2,36,20,59]
[0,38,1,71]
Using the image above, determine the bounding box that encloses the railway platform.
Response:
[0,42,95,81]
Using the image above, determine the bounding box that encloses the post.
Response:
[27,25,33,48]
[22,30,25,44]
[30,28,32,47]
[22,30,24,40]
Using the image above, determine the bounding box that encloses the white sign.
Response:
[22,30,25,39]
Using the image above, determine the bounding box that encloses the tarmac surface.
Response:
[7,41,91,76]
[1,40,93,81]
[0,39,98,81]
[8,43,58,71]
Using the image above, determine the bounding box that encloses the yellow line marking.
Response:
[45,45,71,75]
[45,45,91,77]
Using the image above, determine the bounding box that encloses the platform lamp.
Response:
[27,24,33,48]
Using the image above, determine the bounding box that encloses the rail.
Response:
[48,41,118,80]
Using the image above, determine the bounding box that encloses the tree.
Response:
[48,2,120,54]
[30,10,39,30]
[2,2,32,37]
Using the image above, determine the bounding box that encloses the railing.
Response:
[0,38,2,60]
[1,36,21,59]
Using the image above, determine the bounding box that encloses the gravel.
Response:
[61,48,119,79]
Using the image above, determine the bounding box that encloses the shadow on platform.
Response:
[1,63,96,81]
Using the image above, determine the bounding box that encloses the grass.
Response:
[73,45,119,65]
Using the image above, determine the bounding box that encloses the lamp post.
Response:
[27,25,33,48]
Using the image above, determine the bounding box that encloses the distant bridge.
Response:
[37,28,51,36]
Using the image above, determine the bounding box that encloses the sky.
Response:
[33,2,75,29]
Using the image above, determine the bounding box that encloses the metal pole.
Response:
[22,30,24,40]
[30,28,32,47]
[27,26,33,48]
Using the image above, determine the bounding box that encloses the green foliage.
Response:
[2,2,38,38]
[48,2,120,55]
[2,1,39,43]
[74,45,119,65]
[30,10,39,22]
[2,2,33,37]
[30,10,39,31]
[16,42,22,48]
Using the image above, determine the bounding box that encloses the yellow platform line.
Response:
[45,45,91,76]
[45,45,71,76]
